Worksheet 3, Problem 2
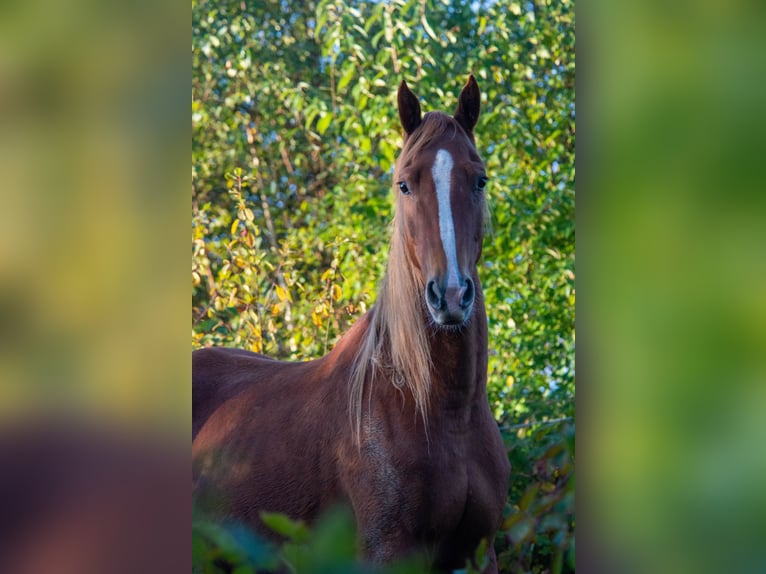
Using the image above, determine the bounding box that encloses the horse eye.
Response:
[477,176,489,191]
[398,182,411,195]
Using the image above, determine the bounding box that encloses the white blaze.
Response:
[431,149,460,289]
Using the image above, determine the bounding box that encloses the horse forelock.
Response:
[394,112,473,179]
[349,113,480,445]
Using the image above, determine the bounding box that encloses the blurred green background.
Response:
[0,0,763,572]
[584,1,766,572]
[0,0,188,429]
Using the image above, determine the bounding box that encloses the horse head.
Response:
[394,76,488,326]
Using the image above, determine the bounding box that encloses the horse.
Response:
[193,75,510,573]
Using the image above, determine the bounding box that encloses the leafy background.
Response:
[192,0,574,572]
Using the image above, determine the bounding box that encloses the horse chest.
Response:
[355,421,503,541]
[425,432,503,532]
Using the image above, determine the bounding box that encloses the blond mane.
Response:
[348,113,475,444]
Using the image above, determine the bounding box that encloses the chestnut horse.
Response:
[193,76,510,572]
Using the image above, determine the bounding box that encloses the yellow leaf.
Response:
[331,284,342,302]
[275,285,288,302]
[230,219,239,235]
[545,247,561,260]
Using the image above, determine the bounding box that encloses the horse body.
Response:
[193,77,510,572]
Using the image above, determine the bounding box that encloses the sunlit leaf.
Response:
[337,66,355,93]
[316,113,332,135]
[260,512,310,543]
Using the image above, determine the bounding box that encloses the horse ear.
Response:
[398,80,422,137]
[454,74,481,136]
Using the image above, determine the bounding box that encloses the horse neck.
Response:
[425,272,489,411]
[347,229,488,440]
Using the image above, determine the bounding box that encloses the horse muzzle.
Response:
[425,275,474,325]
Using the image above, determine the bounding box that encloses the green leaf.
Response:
[259,512,310,543]
[304,107,320,131]
[337,66,355,93]
[519,483,540,511]
[316,113,332,135]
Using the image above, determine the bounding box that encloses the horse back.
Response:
[192,347,281,439]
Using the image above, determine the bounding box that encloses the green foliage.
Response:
[192,0,574,572]
[499,422,575,573]
[193,506,430,574]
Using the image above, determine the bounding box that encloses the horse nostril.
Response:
[426,280,443,310]
[460,277,474,309]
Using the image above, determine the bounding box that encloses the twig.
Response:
[501,417,573,432]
